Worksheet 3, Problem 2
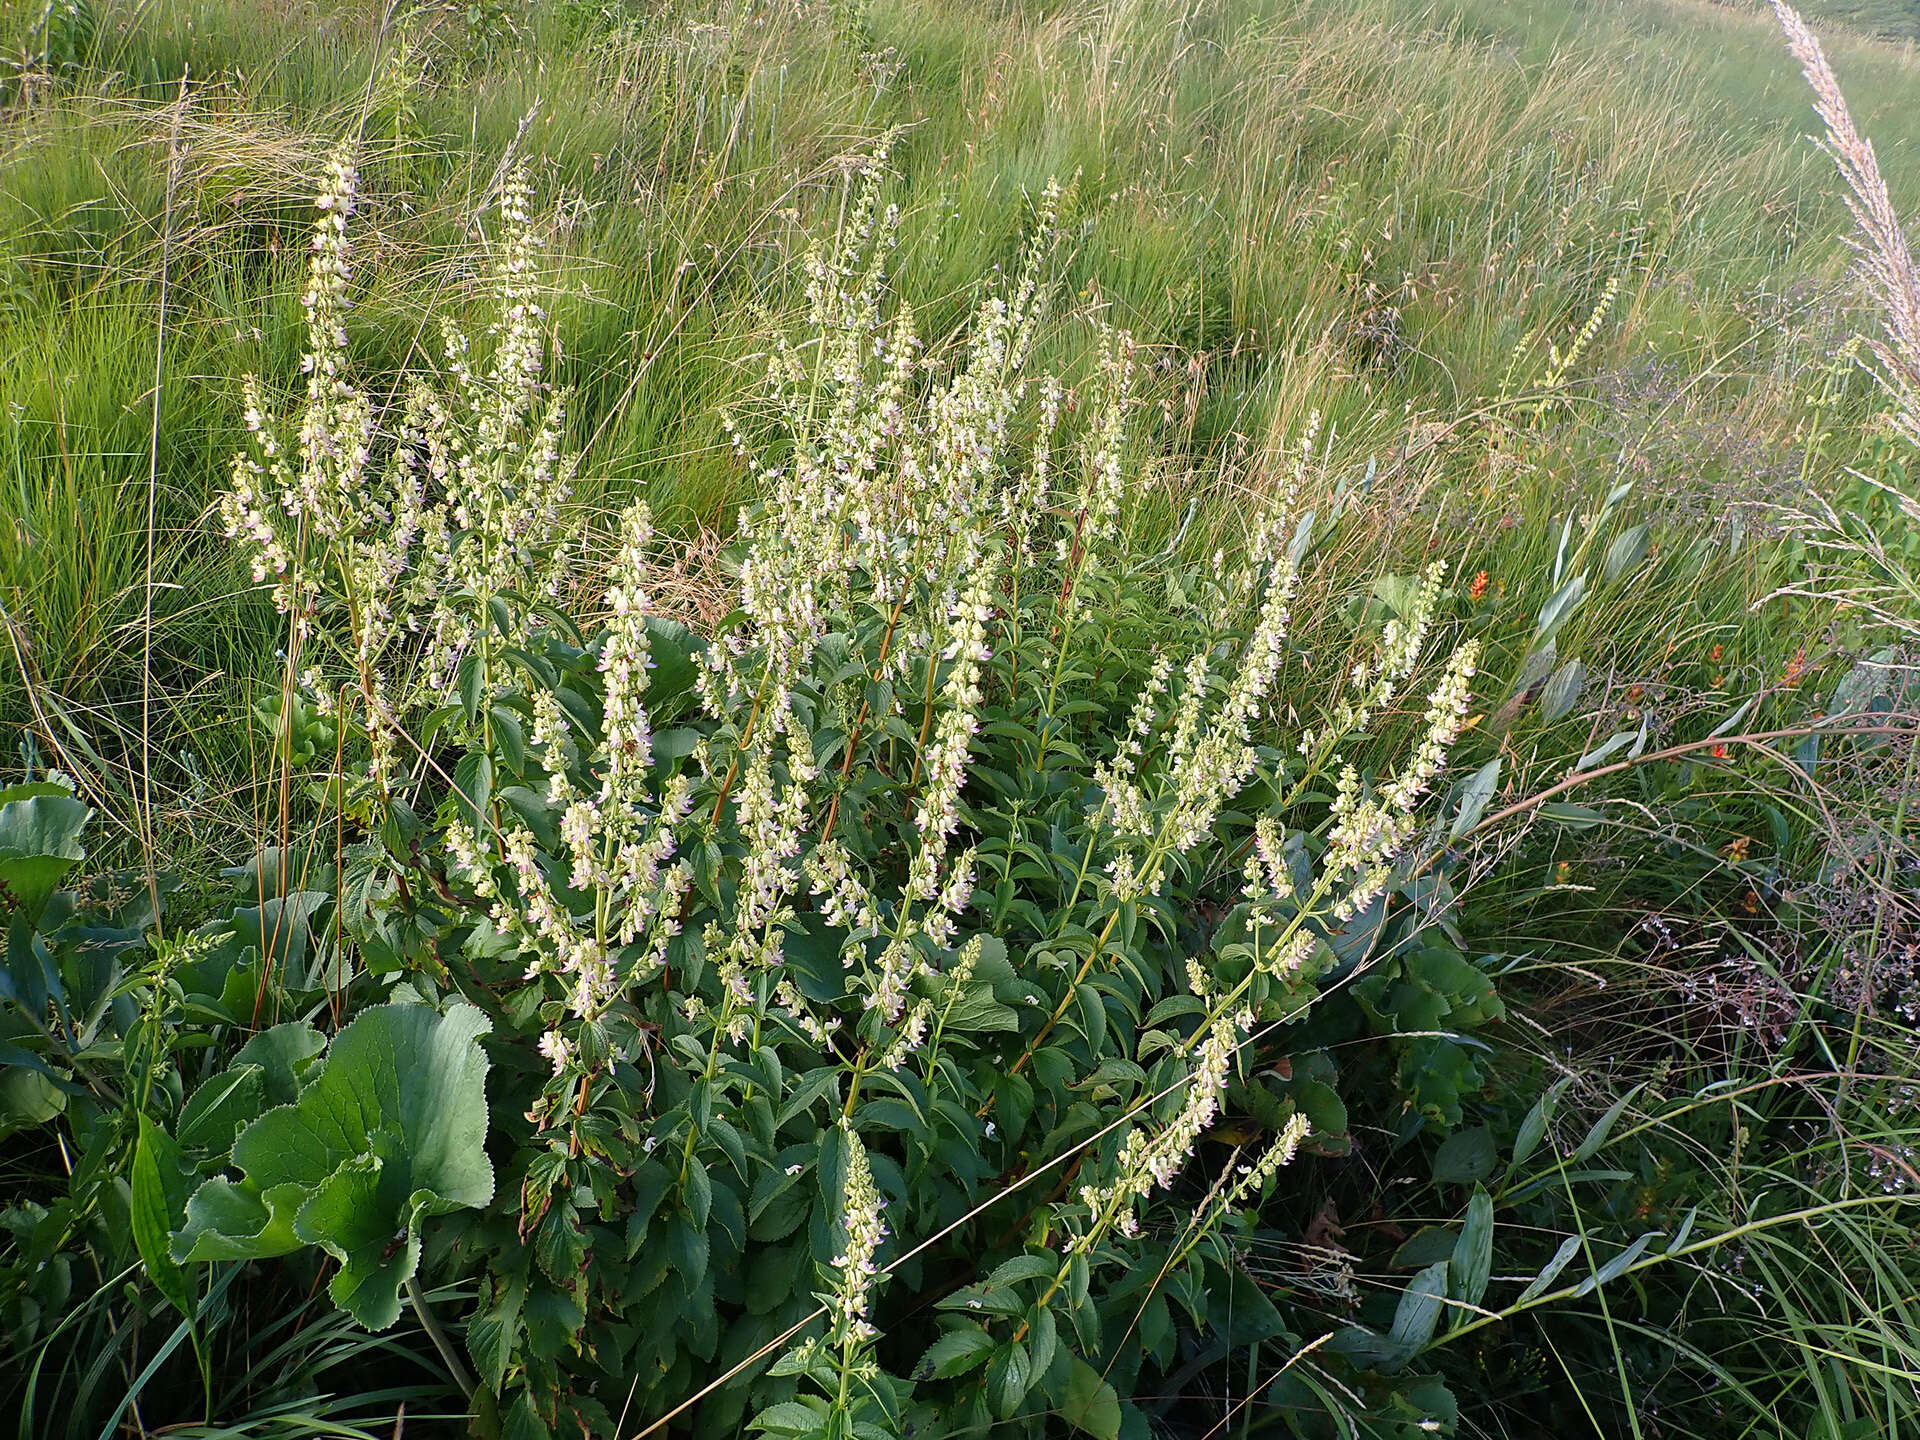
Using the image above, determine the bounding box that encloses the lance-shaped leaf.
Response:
[173,1002,494,1330]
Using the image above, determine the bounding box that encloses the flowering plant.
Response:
[184,143,1501,1439]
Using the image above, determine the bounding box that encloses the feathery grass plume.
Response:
[1767,3,1920,646]
[1773,1,1920,446]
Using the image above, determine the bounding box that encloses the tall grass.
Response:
[3,0,1914,817]
[4,0,1920,1436]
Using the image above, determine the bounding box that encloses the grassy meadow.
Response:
[4,0,1920,1435]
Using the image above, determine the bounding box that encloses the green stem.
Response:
[407,1275,476,1397]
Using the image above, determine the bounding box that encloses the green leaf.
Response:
[131,1116,195,1320]
[1387,1260,1448,1356]
[775,1067,841,1129]
[984,1254,1057,1290]
[1602,522,1650,582]
[176,1067,265,1155]
[535,1203,587,1286]
[503,1392,553,1440]
[1666,1206,1699,1254]
[179,1020,330,1156]
[1431,1127,1496,1184]
[1451,1188,1493,1311]
[454,750,494,835]
[1516,1235,1583,1303]
[1535,573,1586,642]
[173,1003,494,1331]
[1539,803,1604,830]
[1571,1231,1660,1296]
[1539,659,1585,723]
[1571,1084,1643,1163]
[1448,759,1501,839]
[914,1325,996,1380]
[458,655,486,723]
[0,788,90,922]
[643,617,705,708]
[1391,1226,1459,1270]
[490,707,527,775]
[748,1400,828,1436]
[940,982,1021,1033]
[666,1212,709,1288]
[1060,1356,1122,1440]
[935,1283,1025,1318]
[987,1341,1033,1419]
[1509,1077,1566,1172]
[1576,730,1637,770]
[1026,1303,1058,1385]
[0,1065,67,1137]
[468,1268,526,1396]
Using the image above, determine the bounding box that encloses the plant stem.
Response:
[407,1275,476,1398]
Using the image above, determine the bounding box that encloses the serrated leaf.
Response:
[984,1254,1057,1290]
[667,1212,709,1289]
[748,1400,828,1435]
[503,1391,553,1440]
[131,1115,194,1320]
[453,750,494,834]
[1061,1355,1123,1440]
[467,1268,525,1396]
[914,1325,996,1380]
[987,1341,1033,1419]
[1027,1303,1058,1383]
[939,982,1020,1033]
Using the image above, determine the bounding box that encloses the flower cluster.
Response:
[827,1122,889,1349]
[1072,1008,1251,1249]
[1223,1112,1314,1211]
[220,146,581,790]
[1322,639,1482,919]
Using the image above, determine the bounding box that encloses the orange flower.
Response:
[1712,743,1729,759]
[1709,643,1722,663]
[1782,647,1808,687]
[1469,570,1490,601]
